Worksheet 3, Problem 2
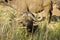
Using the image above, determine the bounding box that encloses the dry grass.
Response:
[0,4,60,40]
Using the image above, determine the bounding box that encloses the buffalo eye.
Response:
[5,0,8,3]
[9,0,12,1]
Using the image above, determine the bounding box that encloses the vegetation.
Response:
[0,5,60,40]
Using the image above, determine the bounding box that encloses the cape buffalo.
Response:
[0,0,53,33]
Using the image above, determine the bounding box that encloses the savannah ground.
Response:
[0,4,60,40]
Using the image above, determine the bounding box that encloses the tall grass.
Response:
[0,5,60,40]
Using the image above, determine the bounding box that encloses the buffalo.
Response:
[0,0,53,33]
